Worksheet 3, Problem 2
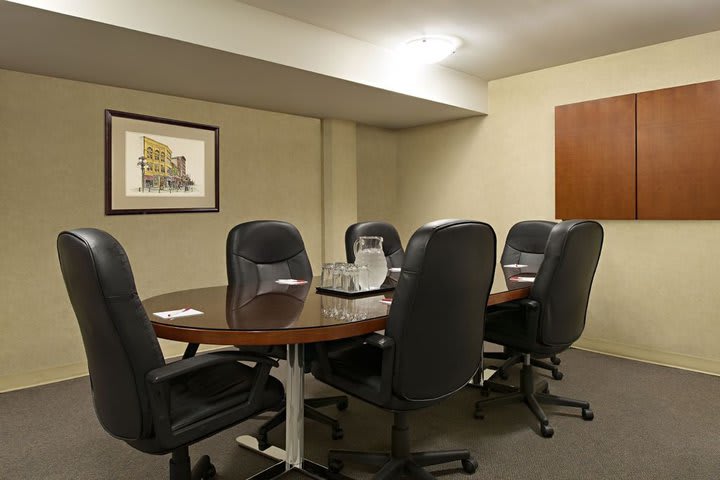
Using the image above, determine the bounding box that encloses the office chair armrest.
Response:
[146,352,280,443]
[146,351,278,385]
[364,333,395,350]
[203,350,280,367]
[516,299,540,311]
[363,333,395,401]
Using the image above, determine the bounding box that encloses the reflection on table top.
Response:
[143,267,531,345]
[146,278,390,332]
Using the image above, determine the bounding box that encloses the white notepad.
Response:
[513,276,536,282]
[153,308,204,319]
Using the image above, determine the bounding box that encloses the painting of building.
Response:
[140,137,195,192]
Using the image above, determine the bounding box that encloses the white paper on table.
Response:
[388,267,401,272]
[503,264,528,268]
[513,276,536,282]
[153,308,204,319]
[275,279,308,285]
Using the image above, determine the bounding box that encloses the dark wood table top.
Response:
[144,267,531,346]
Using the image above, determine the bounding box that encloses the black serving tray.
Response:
[315,285,394,298]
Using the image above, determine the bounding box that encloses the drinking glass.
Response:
[342,265,361,293]
[332,264,346,290]
[320,263,334,288]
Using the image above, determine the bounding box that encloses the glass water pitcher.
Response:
[353,236,388,289]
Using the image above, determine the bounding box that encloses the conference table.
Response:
[144,266,531,479]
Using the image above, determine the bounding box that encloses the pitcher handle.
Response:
[353,238,360,259]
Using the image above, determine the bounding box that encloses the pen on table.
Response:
[168,307,191,318]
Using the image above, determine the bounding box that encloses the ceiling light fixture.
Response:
[398,35,461,64]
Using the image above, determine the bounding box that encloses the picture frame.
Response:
[104,109,219,215]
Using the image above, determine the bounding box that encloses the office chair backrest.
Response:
[501,220,556,271]
[57,229,164,441]
[531,220,603,347]
[226,220,313,285]
[345,221,404,268]
[386,219,496,402]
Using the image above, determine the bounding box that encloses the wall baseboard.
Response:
[0,346,231,393]
[4,339,717,392]
[574,337,720,376]
[0,362,89,393]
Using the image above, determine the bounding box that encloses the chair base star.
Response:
[474,354,593,438]
[327,412,478,480]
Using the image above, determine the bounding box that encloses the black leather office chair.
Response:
[57,229,284,480]
[313,219,496,479]
[474,220,603,438]
[227,220,348,449]
[487,220,564,381]
[345,221,404,268]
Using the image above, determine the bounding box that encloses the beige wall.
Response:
[4,30,720,391]
[356,124,399,227]
[395,31,720,374]
[0,69,323,390]
[321,119,357,263]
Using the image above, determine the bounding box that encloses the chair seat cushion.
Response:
[313,340,435,411]
[484,302,558,355]
[326,343,384,391]
[169,361,284,431]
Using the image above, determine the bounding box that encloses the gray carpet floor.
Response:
[1,349,719,479]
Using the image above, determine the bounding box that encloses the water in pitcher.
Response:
[355,248,388,289]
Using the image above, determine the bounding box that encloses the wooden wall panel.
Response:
[637,80,720,219]
[555,95,636,219]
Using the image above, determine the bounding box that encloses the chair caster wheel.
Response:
[582,408,594,421]
[551,356,561,365]
[474,408,484,420]
[336,398,349,411]
[332,427,344,440]
[461,458,478,474]
[203,463,217,479]
[552,369,564,380]
[328,459,344,473]
[540,424,554,438]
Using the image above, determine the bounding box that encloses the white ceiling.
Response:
[3,0,496,128]
[4,0,720,128]
[240,0,720,80]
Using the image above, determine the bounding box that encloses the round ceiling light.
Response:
[398,35,461,64]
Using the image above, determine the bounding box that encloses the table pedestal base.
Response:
[237,343,352,480]
[237,435,352,480]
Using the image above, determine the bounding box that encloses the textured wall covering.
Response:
[356,124,398,228]
[0,69,322,389]
[394,31,720,374]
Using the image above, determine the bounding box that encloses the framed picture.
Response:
[104,110,219,215]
